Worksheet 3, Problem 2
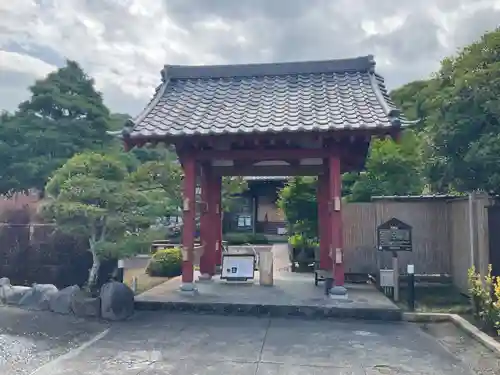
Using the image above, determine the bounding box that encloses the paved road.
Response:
[1,307,498,375]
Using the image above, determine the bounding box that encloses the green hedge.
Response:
[146,247,182,277]
[223,232,269,245]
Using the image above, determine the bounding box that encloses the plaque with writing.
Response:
[377,218,412,252]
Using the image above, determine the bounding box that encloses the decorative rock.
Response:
[100,281,135,321]
[71,290,101,318]
[0,278,32,305]
[49,285,80,314]
[0,277,11,304]
[18,284,58,310]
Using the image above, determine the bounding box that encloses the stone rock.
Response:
[0,278,33,305]
[100,281,134,321]
[0,277,11,304]
[70,290,101,318]
[49,285,80,314]
[0,277,10,287]
[18,284,58,311]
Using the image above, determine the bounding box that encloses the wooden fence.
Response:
[343,194,493,293]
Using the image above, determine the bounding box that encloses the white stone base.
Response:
[197,274,213,283]
[329,285,348,300]
[329,293,349,300]
[179,283,198,295]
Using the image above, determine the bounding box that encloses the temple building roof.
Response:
[122,55,407,141]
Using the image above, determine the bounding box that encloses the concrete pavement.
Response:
[2,307,498,374]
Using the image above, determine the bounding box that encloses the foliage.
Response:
[128,159,183,218]
[277,177,317,240]
[221,177,248,212]
[146,247,182,277]
[288,233,318,249]
[347,133,424,202]
[0,61,114,193]
[467,265,500,335]
[223,232,269,245]
[41,152,156,290]
[390,28,500,194]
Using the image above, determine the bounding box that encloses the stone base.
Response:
[179,283,198,295]
[197,274,213,283]
[329,286,348,300]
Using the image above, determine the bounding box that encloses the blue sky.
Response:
[1,0,500,116]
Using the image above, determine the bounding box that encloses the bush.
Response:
[224,232,269,245]
[467,265,500,335]
[288,233,318,249]
[146,247,182,277]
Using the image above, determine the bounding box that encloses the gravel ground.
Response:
[0,306,109,375]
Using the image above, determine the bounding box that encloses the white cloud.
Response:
[0,50,56,76]
[0,0,500,115]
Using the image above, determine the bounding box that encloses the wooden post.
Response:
[317,173,331,270]
[213,175,223,269]
[181,156,196,288]
[328,154,345,287]
[199,164,213,277]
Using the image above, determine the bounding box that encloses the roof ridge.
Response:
[368,73,400,123]
[163,55,375,80]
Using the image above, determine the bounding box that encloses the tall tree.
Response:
[2,60,113,193]
[423,28,500,193]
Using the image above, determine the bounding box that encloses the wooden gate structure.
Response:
[118,55,408,293]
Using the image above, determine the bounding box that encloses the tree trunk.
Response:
[86,245,100,293]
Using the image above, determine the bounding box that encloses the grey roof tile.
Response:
[126,55,404,139]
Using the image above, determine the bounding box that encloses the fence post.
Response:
[468,192,477,270]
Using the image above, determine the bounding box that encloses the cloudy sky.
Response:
[1,0,499,116]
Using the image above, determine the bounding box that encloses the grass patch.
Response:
[123,267,169,295]
[396,284,472,313]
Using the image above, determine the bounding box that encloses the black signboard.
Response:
[377,218,412,252]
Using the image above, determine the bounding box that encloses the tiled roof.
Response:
[124,55,405,140]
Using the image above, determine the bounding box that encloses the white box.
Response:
[379,269,395,287]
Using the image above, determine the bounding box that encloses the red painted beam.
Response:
[199,165,213,276]
[213,176,223,268]
[192,148,332,161]
[317,173,331,271]
[328,154,345,286]
[181,156,196,284]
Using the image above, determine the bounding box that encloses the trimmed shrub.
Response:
[224,232,269,245]
[146,247,182,277]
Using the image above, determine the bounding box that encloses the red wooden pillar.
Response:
[199,165,213,276]
[213,175,223,268]
[181,156,196,286]
[317,173,331,270]
[328,153,345,286]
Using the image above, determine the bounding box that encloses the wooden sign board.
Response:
[377,218,412,252]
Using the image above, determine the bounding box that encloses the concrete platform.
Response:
[135,271,401,321]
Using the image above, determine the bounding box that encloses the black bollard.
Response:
[325,277,333,295]
[116,259,124,283]
[407,264,415,311]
